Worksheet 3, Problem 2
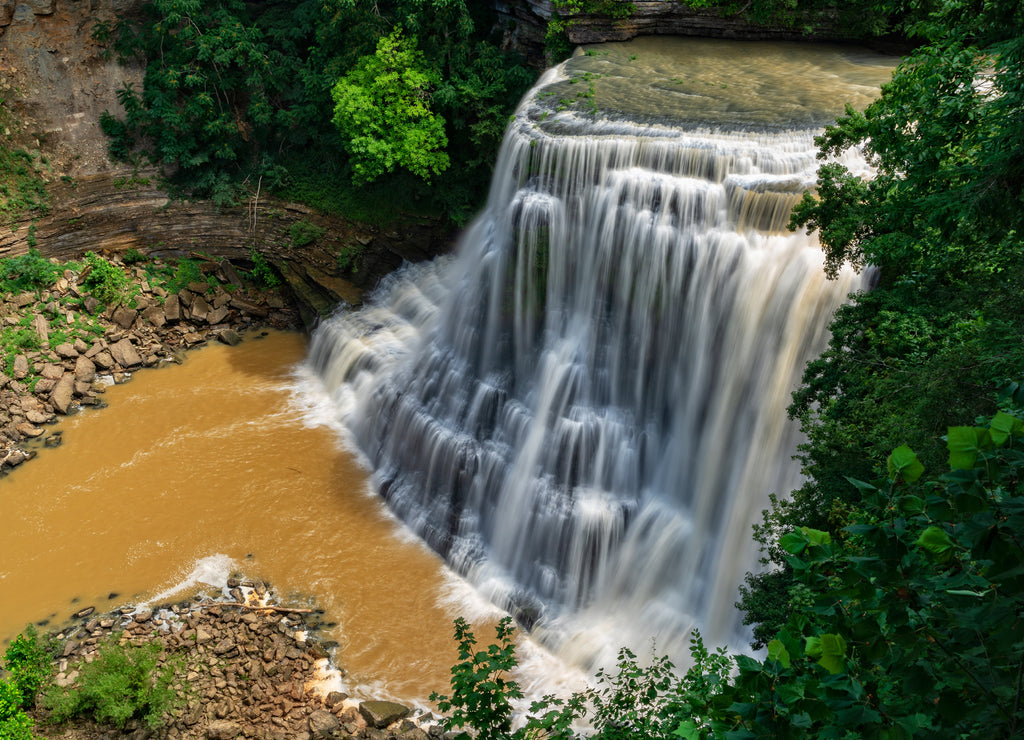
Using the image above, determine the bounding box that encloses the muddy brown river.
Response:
[0,331,501,703]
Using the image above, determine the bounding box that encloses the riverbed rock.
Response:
[12,355,29,379]
[359,701,411,729]
[50,374,76,414]
[112,306,138,329]
[206,719,243,739]
[109,337,142,367]
[308,709,340,739]
[74,355,96,383]
[54,342,78,359]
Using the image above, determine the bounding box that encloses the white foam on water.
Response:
[141,553,237,606]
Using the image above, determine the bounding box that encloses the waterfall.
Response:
[308,39,893,669]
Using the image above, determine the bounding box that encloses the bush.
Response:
[79,252,131,307]
[0,248,62,293]
[42,635,177,731]
[289,220,326,248]
[0,679,34,740]
[3,624,53,708]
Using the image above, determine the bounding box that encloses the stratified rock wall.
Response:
[495,0,842,65]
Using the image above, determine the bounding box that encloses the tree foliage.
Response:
[739,0,1024,638]
[98,0,535,222]
[332,30,449,183]
[438,412,1024,738]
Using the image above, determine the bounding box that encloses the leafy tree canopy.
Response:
[741,0,1024,644]
[331,30,449,184]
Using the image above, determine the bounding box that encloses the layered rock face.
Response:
[495,0,843,64]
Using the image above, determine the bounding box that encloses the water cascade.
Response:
[308,39,895,668]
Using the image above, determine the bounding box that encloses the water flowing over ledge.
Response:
[306,38,896,670]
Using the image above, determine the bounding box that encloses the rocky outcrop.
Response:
[496,0,849,65]
[37,584,441,740]
[0,0,142,177]
[0,252,301,472]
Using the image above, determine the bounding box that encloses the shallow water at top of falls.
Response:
[537,37,896,130]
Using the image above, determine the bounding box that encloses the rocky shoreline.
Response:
[30,583,442,740]
[0,251,302,472]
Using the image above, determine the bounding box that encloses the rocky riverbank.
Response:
[28,583,442,740]
[0,251,301,472]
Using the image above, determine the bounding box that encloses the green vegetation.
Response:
[288,219,327,248]
[332,30,450,184]
[0,248,63,293]
[80,251,134,307]
[0,626,53,740]
[43,634,179,731]
[438,411,1024,737]
[97,0,536,224]
[0,94,50,228]
[740,0,1024,639]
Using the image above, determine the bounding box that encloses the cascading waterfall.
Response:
[307,38,895,670]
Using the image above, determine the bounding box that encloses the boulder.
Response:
[111,306,138,330]
[92,350,116,370]
[12,355,28,379]
[207,306,230,325]
[54,342,78,359]
[41,363,64,380]
[142,305,166,328]
[83,296,100,314]
[308,709,341,739]
[74,355,96,383]
[109,338,142,367]
[164,293,181,322]
[359,701,411,729]
[31,314,50,345]
[50,374,76,414]
[217,329,242,346]
[206,719,243,739]
[191,295,212,323]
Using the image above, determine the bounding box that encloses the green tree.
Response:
[741,0,1024,638]
[331,30,450,184]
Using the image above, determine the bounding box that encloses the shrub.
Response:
[121,248,147,265]
[430,617,522,740]
[3,624,54,708]
[42,635,178,731]
[289,220,326,248]
[0,248,62,293]
[79,252,131,306]
[0,679,34,740]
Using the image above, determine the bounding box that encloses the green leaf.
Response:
[915,526,954,561]
[898,495,925,514]
[947,426,991,470]
[673,719,701,740]
[816,633,847,674]
[767,639,791,668]
[989,412,1023,446]
[779,531,807,555]
[800,527,832,546]
[887,444,925,482]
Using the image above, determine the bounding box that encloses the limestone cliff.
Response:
[495,0,846,66]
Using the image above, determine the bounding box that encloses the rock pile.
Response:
[40,584,442,740]
[0,254,300,471]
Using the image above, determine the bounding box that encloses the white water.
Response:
[306,39,893,671]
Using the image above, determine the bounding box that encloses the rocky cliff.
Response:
[495,0,845,66]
